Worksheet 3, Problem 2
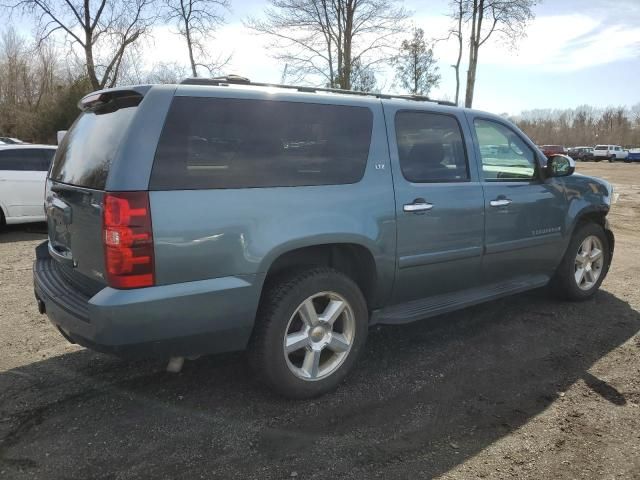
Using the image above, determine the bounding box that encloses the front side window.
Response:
[394,111,469,183]
[474,119,537,182]
[150,97,373,190]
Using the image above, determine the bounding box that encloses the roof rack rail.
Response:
[180,76,457,107]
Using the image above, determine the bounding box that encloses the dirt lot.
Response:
[1,162,639,480]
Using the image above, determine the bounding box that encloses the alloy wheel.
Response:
[574,235,604,291]
[283,291,356,381]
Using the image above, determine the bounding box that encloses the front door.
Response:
[468,115,567,284]
[385,106,486,304]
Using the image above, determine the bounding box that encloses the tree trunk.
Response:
[465,55,477,108]
[465,0,483,108]
[83,0,100,90]
[185,24,197,77]
[454,0,463,105]
[85,44,100,90]
[342,0,354,90]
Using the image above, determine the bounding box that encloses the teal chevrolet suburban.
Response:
[34,77,615,398]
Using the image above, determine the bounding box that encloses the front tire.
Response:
[551,223,611,301]
[248,268,368,398]
[609,155,615,163]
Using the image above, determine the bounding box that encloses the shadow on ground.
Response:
[0,223,47,243]
[0,289,638,479]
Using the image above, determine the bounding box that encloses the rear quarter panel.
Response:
[149,89,397,307]
[105,85,177,191]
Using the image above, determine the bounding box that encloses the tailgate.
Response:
[46,180,107,292]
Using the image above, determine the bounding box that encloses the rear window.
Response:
[49,107,138,189]
[0,148,54,171]
[150,97,373,190]
[594,146,607,150]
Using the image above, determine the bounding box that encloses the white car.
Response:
[0,144,56,226]
[593,144,628,162]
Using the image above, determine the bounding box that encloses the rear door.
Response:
[384,105,485,304]
[0,149,27,218]
[467,115,567,284]
[0,149,50,218]
[46,95,142,288]
[21,149,52,217]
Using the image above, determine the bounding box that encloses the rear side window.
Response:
[394,111,469,183]
[0,149,53,171]
[150,97,373,190]
[49,107,138,189]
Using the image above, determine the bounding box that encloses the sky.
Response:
[11,0,640,115]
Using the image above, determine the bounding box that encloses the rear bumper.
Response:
[33,241,263,357]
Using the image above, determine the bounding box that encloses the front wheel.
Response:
[550,223,611,301]
[609,155,615,163]
[248,268,368,398]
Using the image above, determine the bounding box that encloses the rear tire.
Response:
[248,267,368,399]
[550,223,611,301]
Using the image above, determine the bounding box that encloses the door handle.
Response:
[404,200,433,213]
[490,198,512,207]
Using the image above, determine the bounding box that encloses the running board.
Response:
[370,275,549,326]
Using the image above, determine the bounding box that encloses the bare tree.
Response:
[0,26,90,142]
[463,0,536,107]
[395,27,440,96]
[515,105,640,147]
[147,61,190,83]
[247,0,409,90]
[164,0,230,77]
[449,0,464,104]
[7,0,158,90]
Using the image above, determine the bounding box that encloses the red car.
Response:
[540,145,567,158]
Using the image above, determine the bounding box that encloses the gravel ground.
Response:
[1,162,639,479]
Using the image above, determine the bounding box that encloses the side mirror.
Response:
[547,154,575,177]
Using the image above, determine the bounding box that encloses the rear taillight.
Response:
[103,191,155,289]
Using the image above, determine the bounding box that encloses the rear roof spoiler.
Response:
[79,87,149,113]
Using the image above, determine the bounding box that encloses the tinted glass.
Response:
[395,111,469,183]
[0,150,21,170]
[41,149,55,170]
[150,97,373,190]
[50,107,138,189]
[0,149,52,171]
[474,119,537,181]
